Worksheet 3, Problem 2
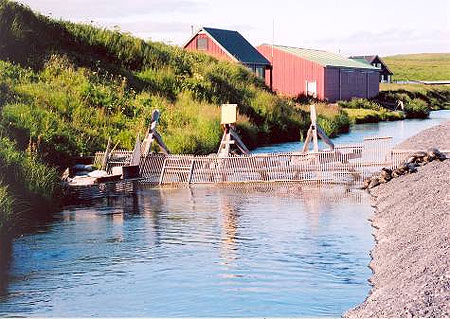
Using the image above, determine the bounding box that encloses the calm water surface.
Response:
[0,111,449,317]
[1,186,372,317]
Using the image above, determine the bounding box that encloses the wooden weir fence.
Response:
[92,136,425,186]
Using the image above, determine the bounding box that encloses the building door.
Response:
[306,81,317,98]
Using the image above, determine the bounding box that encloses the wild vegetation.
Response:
[380,83,450,110]
[343,108,404,124]
[383,53,450,81]
[338,94,435,120]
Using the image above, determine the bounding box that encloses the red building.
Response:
[258,44,380,102]
[184,27,272,82]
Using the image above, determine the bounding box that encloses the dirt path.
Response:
[345,121,450,318]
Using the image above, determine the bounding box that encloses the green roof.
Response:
[270,45,379,70]
[350,58,373,66]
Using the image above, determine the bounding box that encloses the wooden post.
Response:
[310,104,319,152]
[301,104,334,153]
[301,127,313,153]
[217,104,249,157]
[142,109,169,156]
[187,159,195,184]
[101,137,111,171]
[269,66,273,91]
[130,134,141,166]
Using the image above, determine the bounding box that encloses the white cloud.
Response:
[18,0,450,55]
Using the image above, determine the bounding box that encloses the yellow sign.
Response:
[221,104,237,124]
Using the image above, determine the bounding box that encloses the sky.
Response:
[18,0,450,57]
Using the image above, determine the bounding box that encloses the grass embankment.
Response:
[0,0,307,159]
[338,83,450,123]
[383,53,450,81]
[337,99,405,124]
[380,83,450,111]
[0,137,60,239]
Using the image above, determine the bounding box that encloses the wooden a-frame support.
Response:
[217,104,249,157]
[217,123,250,157]
[141,109,170,156]
[301,104,335,153]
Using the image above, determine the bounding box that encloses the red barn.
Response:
[258,44,380,102]
[184,27,272,82]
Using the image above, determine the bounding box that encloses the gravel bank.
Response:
[346,121,450,318]
[395,122,450,150]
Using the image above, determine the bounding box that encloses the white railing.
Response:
[94,136,398,186]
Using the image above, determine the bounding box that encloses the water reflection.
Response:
[0,241,12,298]
[0,184,372,317]
[219,192,241,267]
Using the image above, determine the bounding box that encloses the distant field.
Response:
[383,53,450,81]
[380,83,450,93]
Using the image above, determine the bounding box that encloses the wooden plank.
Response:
[310,105,319,152]
[101,138,111,170]
[230,129,250,154]
[317,126,335,150]
[159,158,167,185]
[302,127,313,153]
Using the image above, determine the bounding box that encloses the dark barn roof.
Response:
[186,27,271,66]
[350,55,378,64]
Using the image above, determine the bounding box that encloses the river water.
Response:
[0,111,449,317]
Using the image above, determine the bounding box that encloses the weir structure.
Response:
[93,104,406,187]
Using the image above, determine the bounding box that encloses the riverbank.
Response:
[346,121,450,317]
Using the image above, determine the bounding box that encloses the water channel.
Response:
[1,110,449,317]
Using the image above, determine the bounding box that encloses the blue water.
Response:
[0,186,372,317]
[0,111,449,317]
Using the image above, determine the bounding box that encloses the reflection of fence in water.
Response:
[210,183,365,206]
[94,136,394,186]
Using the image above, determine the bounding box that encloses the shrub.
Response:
[337,98,382,111]
[344,108,405,124]
[404,98,430,118]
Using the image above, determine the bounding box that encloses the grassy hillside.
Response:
[0,0,310,158]
[383,53,450,81]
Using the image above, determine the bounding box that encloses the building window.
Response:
[197,38,208,50]
[255,67,265,79]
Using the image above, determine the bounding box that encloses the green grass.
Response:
[0,0,308,160]
[0,184,13,234]
[383,53,450,81]
[379,83,450,112]
[0,137,60,237]
[344,108,405,124]
[337,98,383,111]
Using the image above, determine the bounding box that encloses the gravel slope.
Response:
[395,122,450,150]
[346,121,450,317]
